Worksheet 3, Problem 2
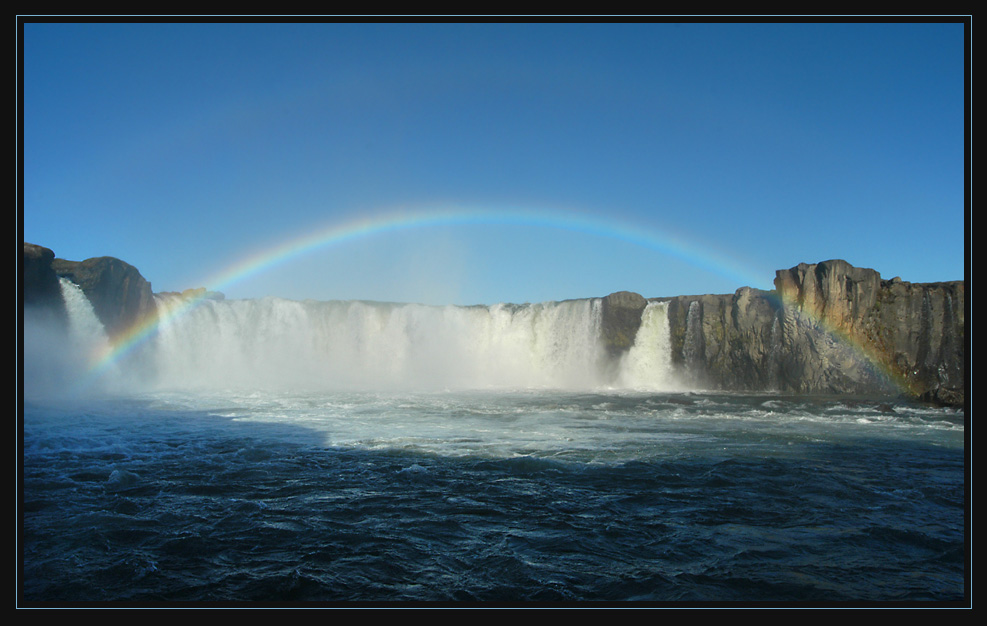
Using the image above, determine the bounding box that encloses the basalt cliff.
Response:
[22,243,965,406]
[600,260,964,405]
[23,243,157,340]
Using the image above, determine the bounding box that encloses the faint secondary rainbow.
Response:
[77,204,907,394]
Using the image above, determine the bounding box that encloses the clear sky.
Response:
[20,19,968,306]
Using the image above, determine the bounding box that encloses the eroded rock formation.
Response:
[650,260,965,405]
[600,291,648,358]
[49,254,156,340]
[22,243,65,314]
[661,287,782,392]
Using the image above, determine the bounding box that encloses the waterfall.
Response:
[682,300,704,380]
[23,279,113,401]
[768,314,782,390]
[143,296,610,391]
[616,301,678,390]
[59,278,112,362]
[25,287,684,395]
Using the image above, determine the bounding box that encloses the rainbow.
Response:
[197,204,765,296]
[84,204,761,377]
[767,288,916,395]
[78,204,910,394]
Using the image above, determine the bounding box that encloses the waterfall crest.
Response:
[144,296,617,391]
[23,279,114,401]
[616,301,679,390]
[27,290,682,395]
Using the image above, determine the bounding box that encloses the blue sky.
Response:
[21,20,967,305]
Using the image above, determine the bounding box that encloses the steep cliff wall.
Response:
[614,290,780,391]
[22,243,66,318]
[600,291,648,357]
[869,278,964,405]
[774,261,964,405]
[661,287,781,391]
[48,254,156,340]
[652,260,965,405]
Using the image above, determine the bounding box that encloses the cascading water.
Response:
[682,300,704,382]
[29,285,683,395]
[768,314,783,391]
[23,278,114,401]
[118,293,687,393]
[143,295,623,392]
[616,301,678,390]
[59,278,112,361]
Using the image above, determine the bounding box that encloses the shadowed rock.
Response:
[656,260,964,405]
[600,291,647,358]
[50,255,156,339]
[22,243,65,316]
[773,260,964,404]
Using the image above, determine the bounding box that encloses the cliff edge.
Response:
[645,260,964,405]
[38,247,157,340]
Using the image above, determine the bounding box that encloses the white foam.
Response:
[23,279,115,402]
[138,296,655,392]
[617,301,680,391]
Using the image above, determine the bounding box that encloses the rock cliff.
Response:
[48,252,156,340]
[637,260,964,405]
[600,291,648,357]
[22,243,65,316]
[774,260,964,404]
[660,287,782,392]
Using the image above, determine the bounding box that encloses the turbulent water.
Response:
[19,282,968,605]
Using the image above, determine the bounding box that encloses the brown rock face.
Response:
[772,260,964,404]
[774,260,882,333]
[600,291,648,358]
[652,260,964,405]
[664,288,781,391]
[22,243,65,313]
[51,255,156,340]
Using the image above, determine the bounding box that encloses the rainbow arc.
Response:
[78,204,910,394]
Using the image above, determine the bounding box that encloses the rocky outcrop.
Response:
[22,243,65,316]
[600,291,648,358]
[871,278,964,405]
[664,287,782,391]
[769,260,895,395]
[774,260,883,330]
[774,261,964,405]
[658,260,965,405]
[49,255,156,339]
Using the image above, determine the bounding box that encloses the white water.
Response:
[616,301,677,390]
[141,295,678,392]
[22,279,114,401]
[24,289,683,397]
[21,286,966,606]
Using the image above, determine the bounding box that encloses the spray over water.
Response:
[23,279,115,402]
[21,286,966,603]
[139,295,673,392]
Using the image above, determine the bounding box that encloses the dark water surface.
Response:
[20,390,967,606]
